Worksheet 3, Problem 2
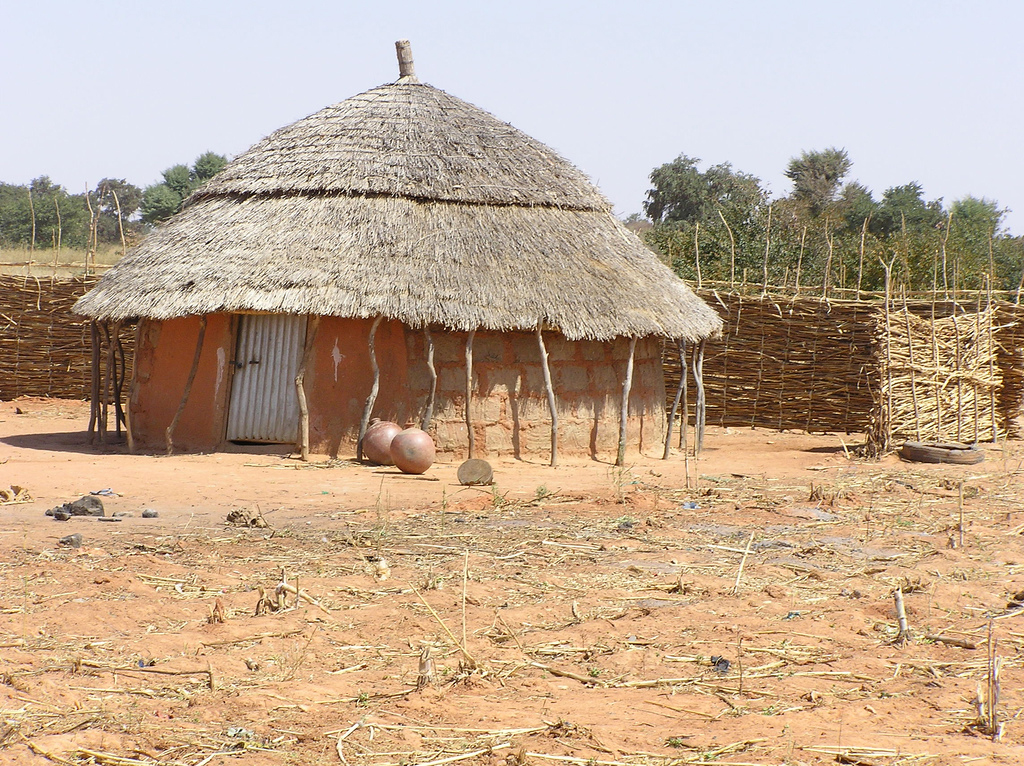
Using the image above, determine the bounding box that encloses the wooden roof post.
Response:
[617,336,637,467]
[536,325,558,467]
[664,338,686,460]
[421,327,437,431]
[465,330,476,458]
[357,317,384,461]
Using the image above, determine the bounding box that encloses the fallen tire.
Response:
[900,441,985,465]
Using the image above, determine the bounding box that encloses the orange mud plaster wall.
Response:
[129,316,666,460]
[304,317,411,456]
[404,330,666,461]
[130,315,234,452]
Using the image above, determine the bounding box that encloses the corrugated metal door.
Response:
[226,314,307,443]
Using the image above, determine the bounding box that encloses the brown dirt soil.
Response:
[2,397,1023,765]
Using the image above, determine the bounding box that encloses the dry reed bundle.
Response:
[994,304,1024,438]
[0,275,134,401]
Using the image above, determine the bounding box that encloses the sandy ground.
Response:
[2,397,1023,765]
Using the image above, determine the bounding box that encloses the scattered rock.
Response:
[112,511,135,518]
[69,496,105,515]
[142,509,159,519]
[97,517,122,522]
[52,511,71,521]
[46,496,105,518]
[59,533,83,548]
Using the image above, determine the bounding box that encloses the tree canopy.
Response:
[0,152,227,252]
[640,147,1022,296]
[141,152,228,225]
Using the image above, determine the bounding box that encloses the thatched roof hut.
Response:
[75,42,721,463]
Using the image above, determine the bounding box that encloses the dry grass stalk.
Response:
[892,588,911,646]
[409,584,478,670]
[732,532,756,595]
[416,644,436,690]
[973,620,1003,740]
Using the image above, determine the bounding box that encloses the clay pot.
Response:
[363,419,403,465]
[390,425,436,474]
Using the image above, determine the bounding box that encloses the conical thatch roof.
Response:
[75,47,721,342]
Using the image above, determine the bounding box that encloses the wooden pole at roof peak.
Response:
[395,40,418,81]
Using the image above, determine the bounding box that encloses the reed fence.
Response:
[665,287,1023,453]
[0,275,133,401]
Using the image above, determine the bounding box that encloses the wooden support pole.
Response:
[680,340,690,453]
[694,222,702,288]
[536,325,558,467]
[693,339,707,454]
[125,322,142,454]
[857,215,869,299]
[465,330,476,458]
[357,316,384,461]
[166,316,207,455]
[974,299,981,439]
[99,322,112,443]
[88,321,100,443]
[987,278,998,442]
[902,289,922,441]
[616,336,637,467]
[718,208,736,287]
[110,320,125,437]
[421,327,437,430]
[295,315,321,461]
[664,338,686,460]
[930,301,942,441]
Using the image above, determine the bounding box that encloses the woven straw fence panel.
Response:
[995,304,1024,439]
[664,293,879,433]
[876,305,1003,446]
[0,276,133,400]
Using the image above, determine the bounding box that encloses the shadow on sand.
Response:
[2,430,127,455]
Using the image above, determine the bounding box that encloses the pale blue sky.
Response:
[3,1,1022,232]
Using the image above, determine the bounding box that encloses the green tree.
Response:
[642,155,770,284]
[93,178,144,246]
[785,147,852,216]
[644,154,766,226]
[141,152,228,225]
[192,151,228,183]
[871,183,943,239]
[141,183,183,225]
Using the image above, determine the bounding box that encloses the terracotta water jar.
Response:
[363,419,403,465]
[390,424,435,474]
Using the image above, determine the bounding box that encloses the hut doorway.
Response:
[226,314,307,443]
